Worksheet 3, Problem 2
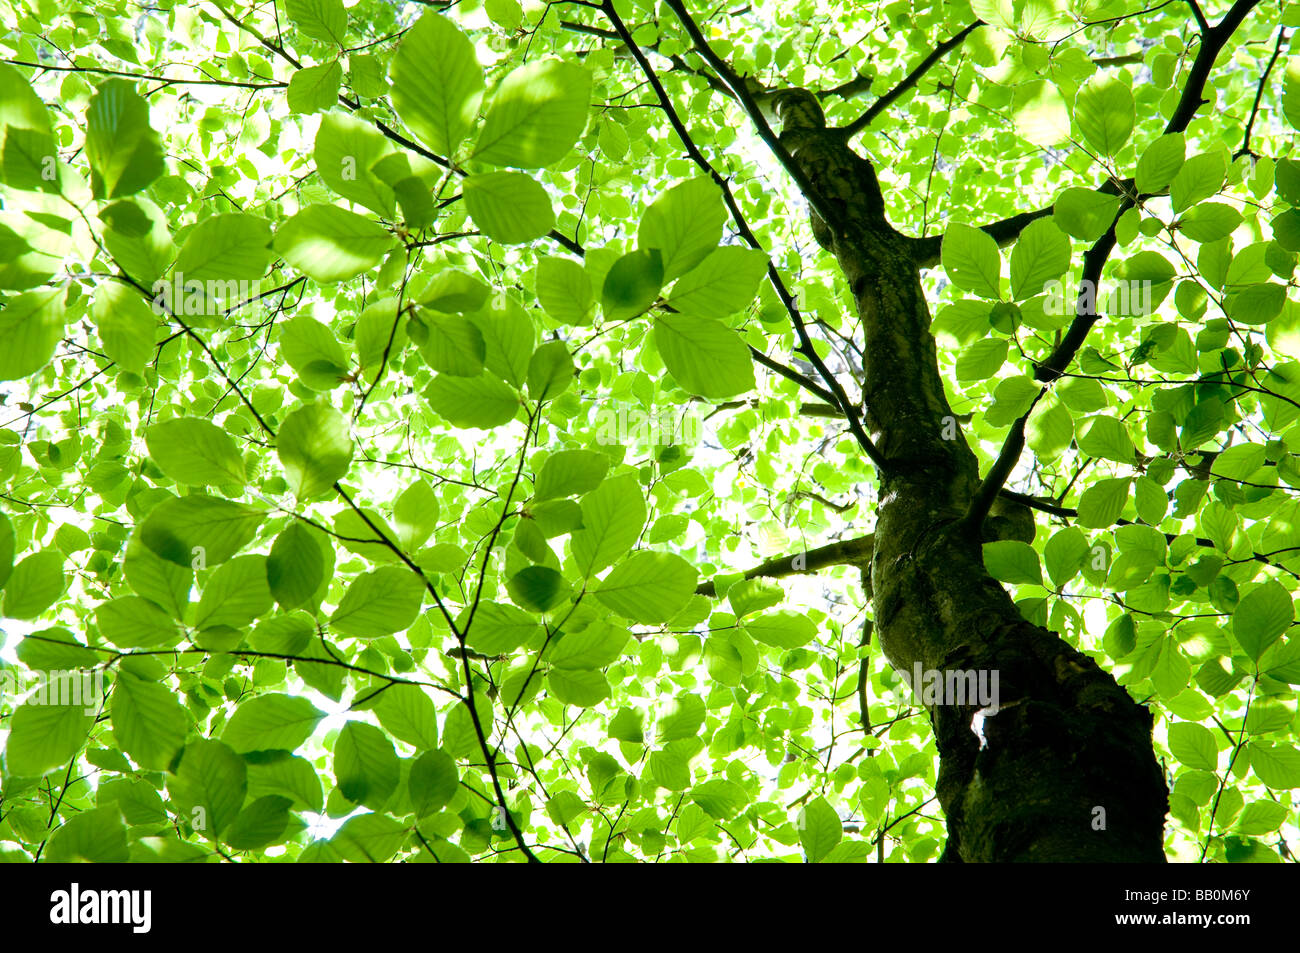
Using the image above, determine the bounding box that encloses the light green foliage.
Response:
[0,0,1295,867]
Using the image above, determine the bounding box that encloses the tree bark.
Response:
[791,128,1169,862]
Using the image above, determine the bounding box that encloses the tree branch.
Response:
[1234,25,1288,160]
[914,0,1261,270]
[963,0,1265,516]
[602,0,890,472]
[696,533,875,596]
[1035,0,1261,383]
[838,21,983,140]
[659,0,839,228]
[961,391,1044,531]
[748,347,840,406]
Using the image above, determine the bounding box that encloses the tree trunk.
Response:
[811,148,1169,862]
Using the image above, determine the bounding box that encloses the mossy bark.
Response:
[802,139,1169,861]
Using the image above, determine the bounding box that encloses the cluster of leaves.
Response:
[927,6,1300,860]
[0,0,1296,863]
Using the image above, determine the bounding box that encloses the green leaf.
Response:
[0,288,65,381]
[1043,527,1088,586]
[608,707,644,744]
[1104,614,1137,659]
[393,481,440,550]
[594,552,697,623]
[286,0,347,45]
[3,124,60,192]
[534,257,593,325]
[101,780,169,829]
[1228,283,1286,325]
[96,595,180,647]
[424,373,520,429]
[1233,581,1294,660]
[1277,158,1300,205]
[547,668,610,707]
[603,248,664,320]
[466,297,534,387]
[648,742,693,790]
[657,694,706,741]
[355,298,407,378]
[666,246,768,319]
[691,778,749,820]
[100,197,174,286]
[982,540,1042,585]
[419,311,485,377]
[942,223,1002,299]
[0,511,12,592]
[85,79,164,199]
[1053,188,1120,241]
[1214,443,1267,482]
[1136,133,1185,194]
[571,475,646,576]
[639,177,726,281]
[1170,151,1227,213]
[1248,742,1300,789]
[16,628,97,671]
[390,12,483,157]
[1010,218,1071,301]
[1168,722,1217,771]
[267,522,325,610]
[799,796,842,863]
[1236,800,1289,835]
[246,752,324,812]
[653,313,756,399]
[550,621,628,669]
[123,535,189,616]
[279,315,350,390]
[372,684,439,750]
[1075,415,1135,463]
[3,549,65,619]
[335,721,399,807]
[222,693,325,753]
[4,696,94,777]
[330,566,425,638]
[728,577,784,617]
[313,112,395,217]
[526,340,575,400]
[286,61,342,115]
[112,669,190,770]
[463,171,555,244]
[174,213,273,282]
[409,749,459,815]
[45,807,129,863]
[194,555,273,629]
[955,338,1007,382]
[1076,477,1130,528]
[92,282,155,373]
[146,417,246,486]
[534,449,608,501]
[275,204,391,282]
[1073,73,1134,155]
[224,795,293,850]
[277,403,353,500]
[0,62,52,143]
[745,610,817,649]
[170,738,246,838]
[331,812,407,862]
[473,59,591,168]
[1178,202,1242,243]
[463,601,541,655]
[507,565,568,612]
